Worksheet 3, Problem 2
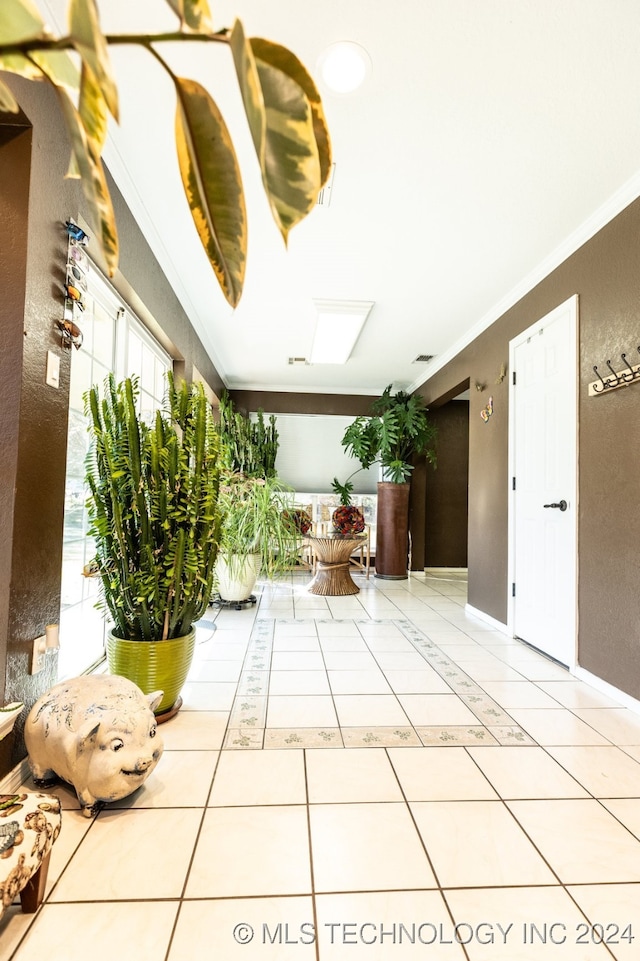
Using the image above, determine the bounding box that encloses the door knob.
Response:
[543,500,567,511]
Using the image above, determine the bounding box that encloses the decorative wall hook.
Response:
[475,381,486,392]
[57,218,89,349]
[56,317,83,350]
[495,363,507,384]
[589,346,640,396]
[480,396,493,422]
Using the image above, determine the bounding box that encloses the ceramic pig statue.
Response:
[25,675,164,817]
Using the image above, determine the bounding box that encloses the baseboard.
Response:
[425,567,468,575]
[0,757,30,794]
[573,665,640,716]
[464,603,510,635]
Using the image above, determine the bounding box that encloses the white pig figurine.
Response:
[25,675,164,817]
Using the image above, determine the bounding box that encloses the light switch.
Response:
[46,350,60,388]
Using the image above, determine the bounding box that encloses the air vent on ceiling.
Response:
[413,354,435,363]
[316,163,336,207]
[288,357,308,365]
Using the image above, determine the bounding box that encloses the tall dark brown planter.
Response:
[375,481,410,579]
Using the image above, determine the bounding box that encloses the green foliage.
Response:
[0,0,332,306]
[331,476,354,506]
[340,385,437,484]
[85,372,222,641]
[219,390,278,477]
[217,472,301,578]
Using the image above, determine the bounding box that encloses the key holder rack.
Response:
[588,346,640,397]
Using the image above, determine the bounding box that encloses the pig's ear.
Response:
[76,718,101,754]
[146,691,164,714]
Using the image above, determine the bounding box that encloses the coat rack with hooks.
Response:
[588,346,640,397]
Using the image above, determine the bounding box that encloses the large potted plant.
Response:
[215,473,303,604]
[85,371,222,717]
[339,385,437,579]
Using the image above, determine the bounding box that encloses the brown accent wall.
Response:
[415,197,640,698]
[423,401,470,569]
[230,390,376,417]
[0,78,224,775]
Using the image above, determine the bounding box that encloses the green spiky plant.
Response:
[339,385,437,483]
[85,371,222,642]
[219,390,279,477]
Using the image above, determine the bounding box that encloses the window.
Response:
[58,270,172,679]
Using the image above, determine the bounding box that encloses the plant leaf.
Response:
[0,76,19,111]
[0,0,45,45]
[230,19,321,242]
[164,0,213,32]
[78,61,108,150]
[174,76,246,308]
[55,86,119,275]
[250,37,332,189]
[30,48,81,96]
[69,0,118,121]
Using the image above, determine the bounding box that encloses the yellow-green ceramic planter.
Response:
[106,629,196,715]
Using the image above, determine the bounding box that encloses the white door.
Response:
[509,295,577,667]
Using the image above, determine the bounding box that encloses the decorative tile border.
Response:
[228,695,267,729]
[341,727,421,748]
[221,617,537,751]
[223,728,264,749]
[416,726,500,746]
[264,728,343,749]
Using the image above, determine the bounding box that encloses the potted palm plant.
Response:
[338,385,437,578]
[85,371,222,717]
[215,473,303,604]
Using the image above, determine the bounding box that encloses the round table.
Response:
[304,532,368,595]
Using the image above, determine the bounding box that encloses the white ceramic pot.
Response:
[215,553,262,601]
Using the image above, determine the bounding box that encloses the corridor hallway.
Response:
[2,573,640,960]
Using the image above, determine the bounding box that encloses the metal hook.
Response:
[592,365,606,393]
[605,360,621,386]
[621,353,636,382]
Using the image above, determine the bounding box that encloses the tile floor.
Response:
[3,572,640,959]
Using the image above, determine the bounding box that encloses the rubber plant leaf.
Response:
[164,0,213,32]
[55,86,119,275]
[0,78,18,111]
[0,0,45,45]
[78,61,109,151]
[229,19,321,242]
[69,0,119,121]
[174,76,246,308]
[250,37,332,190]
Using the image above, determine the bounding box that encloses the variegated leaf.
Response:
[229,19,321,242]
[0,0,44,45]
[78,61,108,150]
[69,0,118,121]
[0,76,19,112]
[30,48,81,96]
[164,0,213,32]
[174,76,246,308]
[0,52,45,81]
[250,38,332,189]
[55,87,119,275]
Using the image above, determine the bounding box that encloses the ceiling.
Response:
[40,0,640,395]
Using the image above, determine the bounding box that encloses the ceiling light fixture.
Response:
[317,41,372,94]
[310,299,374,364]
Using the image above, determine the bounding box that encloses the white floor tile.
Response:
[306,748,403,802]
[309,802,436,892]
[388,747,498,800]
[507,799,640,883]
[187,806,311,897]
[209,749,306,806]
[411,800,555,887]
